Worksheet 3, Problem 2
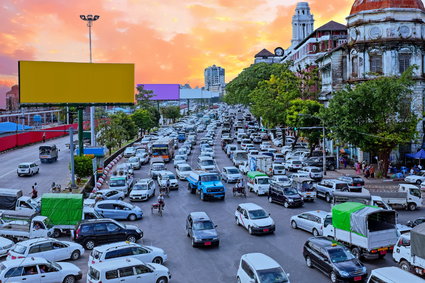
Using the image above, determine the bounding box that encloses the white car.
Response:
[0,257,82,283]
[405,173,425,185]
[270,175,292,186]
[7,238,84,262]
[89,241,167,267]
[290,210,332,237]
[173,154,187,167]
[235,203,275,235]
[128,156,141,170]
[129,178,156,201]
[123,147,136,158]
[0,237,14,257]
[90,189,125,201]
[201,148,215,158]
[298,166,323,180]
[221,166,243,183]
[136,152,150,165]
[88,257,170,283]
[237,253,290,283]
[283,159,303,171]
[17,162,39,176]
[260,142,272,151]
[157,171,179,190]
[176,163,192,180]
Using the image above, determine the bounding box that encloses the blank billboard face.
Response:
[139,84,180,101]
[19,61,135,105]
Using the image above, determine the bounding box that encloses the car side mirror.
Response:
[214,224,218,228]
[407,221,413,227]
[269,213,271,216]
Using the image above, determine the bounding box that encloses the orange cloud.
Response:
[0,0,355,89]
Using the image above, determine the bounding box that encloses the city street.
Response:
[0,135,74,193]
[58,131,424,283]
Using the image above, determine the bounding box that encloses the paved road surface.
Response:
[0,135,75,194]
[69,131,425,283]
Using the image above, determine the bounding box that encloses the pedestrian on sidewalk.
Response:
[31,186,38,199]
[343,157,348,169]
[42,132,46,143]
[370,166,375,178]
[364,165,370,178]
[354,162,361,174]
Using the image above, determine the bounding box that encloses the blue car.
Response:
[94,200,143,221]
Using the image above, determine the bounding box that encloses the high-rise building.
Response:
[204,65,225,95]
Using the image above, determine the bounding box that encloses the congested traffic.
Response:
[0,104,425,283]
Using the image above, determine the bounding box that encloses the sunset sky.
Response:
[0,0,355,95]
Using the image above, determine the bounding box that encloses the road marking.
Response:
[0,158,40,179]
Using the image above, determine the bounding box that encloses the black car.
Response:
[304,156,337,171]
[407,217,425,227]
[268,183,304,208]
[303,237,368,283]
[74,219,143,250]
[186,212,219,247]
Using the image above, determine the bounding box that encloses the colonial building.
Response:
[283,21,348,72]
[317,0,425,153]
[253,48,285,64]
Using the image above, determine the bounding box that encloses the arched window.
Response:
[399,48,411,74]
[352,56,358,78]
[369,49,383,74]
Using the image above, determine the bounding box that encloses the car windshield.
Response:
[193,221,215,230]
[180,166,191,172]
[129,157,139,163]
[258,178,269,185]
[200,175,219,182]
[201,160,214,166]
[167,174,176,180]
[257,267,289,283]
[228,169,239,174]
[18,164,29,168]
[336,184,349,190]
[300,182,314,192]
[292,161,302,165]
[110,179,126,186]
[328,247,355,263]
[277,177,289,182]
[88,267,100,280]
[311,168,321,173]
[176,156,185,160]
[12,244,26,254]
[133,184,148,191]
[248,209,268,219]
[283,188,298,195]
[274,166,285,170]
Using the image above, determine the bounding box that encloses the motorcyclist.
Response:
[165,178,171,196]
[157,193,165,208]
[236,178,244,189]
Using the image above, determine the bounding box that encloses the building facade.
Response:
[204,65,225,96]
[317,0,425,154]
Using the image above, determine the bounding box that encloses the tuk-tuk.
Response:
[291,177,316,201]
[39,145,59,163]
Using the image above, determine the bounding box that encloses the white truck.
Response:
[332,189,392,210]
[393,223,425,276]
[373,184,422,211]
[0,189,40,212]
[247,171,270,196]
[249,155,273,176]
[323,202,398,260]
[0,210,54,241]
[232,150,248,167]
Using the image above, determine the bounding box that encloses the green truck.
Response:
[41,194,99,237]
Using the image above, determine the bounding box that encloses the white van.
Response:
[197,156,215,171]
[237,253,290,283]
[367,267,424,283]
[87,257,170,283]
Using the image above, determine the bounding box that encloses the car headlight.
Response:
[288,198,294,202]
[251,223,259,228]
[339,270,350,277]
[193,237,202,242]
[136,228,142,234]
[361,266,367,273]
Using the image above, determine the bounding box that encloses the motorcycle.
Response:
[233,185,246,197]
[151,202,164,216]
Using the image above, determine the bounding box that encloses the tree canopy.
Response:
[322,67,419,176]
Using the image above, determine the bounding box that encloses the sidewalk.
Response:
[325,168,401,191]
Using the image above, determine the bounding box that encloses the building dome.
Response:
[350,0,425,15]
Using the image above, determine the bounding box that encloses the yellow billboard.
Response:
[19,61,134,105]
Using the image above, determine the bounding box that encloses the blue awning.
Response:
[0,122,33,133]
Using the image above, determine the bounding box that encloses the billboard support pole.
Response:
[78,107,84,157]
[69,127,77,188]
[187,99,190,115]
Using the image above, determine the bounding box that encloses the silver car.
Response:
[290,210,332,237]
[91,189,125,201]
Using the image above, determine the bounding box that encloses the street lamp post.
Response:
[298,113,327,176]
[80,14,100,147]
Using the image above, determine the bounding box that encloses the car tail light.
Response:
[371,250,377,253]
[75,227,80,239]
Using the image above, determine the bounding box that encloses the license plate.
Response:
[379,250,387,255]
[263,229,269,232]
[306,193,311,195]
[204,242,212,246]
[354,276,362,281]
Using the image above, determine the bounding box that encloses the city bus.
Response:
[151,138,174,162]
